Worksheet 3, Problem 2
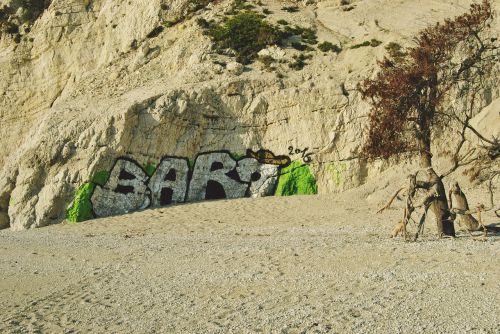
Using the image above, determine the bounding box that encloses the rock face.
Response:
[0,0,498,229]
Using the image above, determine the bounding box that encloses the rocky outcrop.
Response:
[0,0,498,229]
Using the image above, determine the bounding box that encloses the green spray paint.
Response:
[143,163,157,177]
[275,161,318,196]
[327,162,347,188]
[229,152,245,161]
[67,170,111,223]
[92,171,110,186]
[66,183,95,223]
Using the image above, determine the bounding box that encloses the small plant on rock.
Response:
[282,6,299,13]
[289,53,312,70]
[350,38,382,49]
[318,41,342,53]
[281,25,318,45]
[208,11,281,64]
[384,42,406,59]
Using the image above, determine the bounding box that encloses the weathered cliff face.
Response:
[0,0,498,229]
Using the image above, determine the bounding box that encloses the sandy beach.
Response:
[1,186,499,334]
[0,1,499,333]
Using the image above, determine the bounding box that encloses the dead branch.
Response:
[377,187,407,213]
[397,174,419,240]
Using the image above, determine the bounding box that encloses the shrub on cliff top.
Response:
[208,11,281,64]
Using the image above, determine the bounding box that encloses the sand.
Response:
[1,189,499,333]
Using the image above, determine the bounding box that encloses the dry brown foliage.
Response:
[360,0,499,167]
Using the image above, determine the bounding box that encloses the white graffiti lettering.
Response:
[90,150,291,218]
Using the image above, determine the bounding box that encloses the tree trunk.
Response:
[417,120,432,168]
[420,149,432,168]
[418,79,438,169]
[419,169,456,237]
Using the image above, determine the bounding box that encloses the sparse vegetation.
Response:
[162,0,216,28]
[318,41,342,53]
[187,0,217,12]
[0,0,52,41]
[384,42,406,59]
[163,19,181,27]
[289,53,312,70]
[229,0,255,13]
[258,54,275,67]
[146,26,164,39]
[208,11,281,64]
[350,41,370,49]
[291,42,313,51]
[350,39,382,49]
[258,54,277,71]
[199,0,320,68]
[196,17,211,29]
[213,60,227,67]
[281,25,318,44]
[281,6,299,13]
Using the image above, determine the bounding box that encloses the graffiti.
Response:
[66,149,319,222]
[149,157,190,206]
[327,162,347,188]
[275,160,318,196]
[187,152,248,201]
[288,146,314,164]
[91,158,151,217]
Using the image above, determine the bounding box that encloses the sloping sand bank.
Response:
[1,190,499,333]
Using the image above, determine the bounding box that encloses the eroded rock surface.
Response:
[0,0,498,229]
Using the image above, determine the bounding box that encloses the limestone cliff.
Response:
[0,0,498,229]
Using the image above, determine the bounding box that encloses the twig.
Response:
[377,187,407,213]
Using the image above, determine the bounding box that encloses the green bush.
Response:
[281,25,317,44]
[291,42,313,51]
[188,0,216,12]
[350,38,382,49]
[289,53,312,70]
[350,41,370,49]
[385,42,407,59]
[229,0,255,14]
[208,12,281,64]
[258,54,275,67]
[318,41,342,53]
[282,6,299,13]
